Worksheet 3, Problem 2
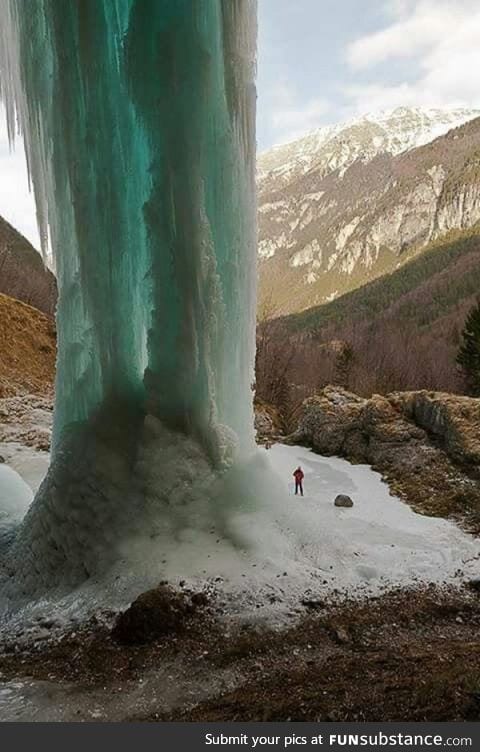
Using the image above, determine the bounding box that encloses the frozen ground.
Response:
[0,440,478,623]
[264,444,480,591]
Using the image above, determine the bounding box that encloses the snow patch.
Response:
[258,200,288,215]
[325,290,339,302]
[289,239,321,268]
[258,236,282,259]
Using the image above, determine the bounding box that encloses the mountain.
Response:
[258,106,480,315]
[0,214,56,316]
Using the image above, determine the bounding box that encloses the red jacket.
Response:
[293,469,304,481]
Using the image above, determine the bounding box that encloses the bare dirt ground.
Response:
[1,585,479,722]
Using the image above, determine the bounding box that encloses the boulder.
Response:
[112,584,195,644]
[334,494,354,508]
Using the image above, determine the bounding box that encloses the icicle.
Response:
[0,0,257,593]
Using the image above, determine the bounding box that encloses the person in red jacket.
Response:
[293,466,304,496]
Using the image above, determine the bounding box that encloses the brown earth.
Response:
[0,292,56,398]
[112,584,205,645]
[292,386,480,534]
[1,585,480,721]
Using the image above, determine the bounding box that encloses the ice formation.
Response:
[0,0,258,594]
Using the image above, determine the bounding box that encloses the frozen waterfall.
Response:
[0,0,258,594]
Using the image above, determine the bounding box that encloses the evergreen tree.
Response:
[457,300,480,396]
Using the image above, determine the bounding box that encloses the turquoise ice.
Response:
[0,0,258,593]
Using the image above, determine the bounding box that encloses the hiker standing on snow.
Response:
[293,466,304,496]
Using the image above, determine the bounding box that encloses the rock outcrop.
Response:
[394,391,480,465]
[254,397,284,444]
[292,386,480,531]
[0,393,53,452]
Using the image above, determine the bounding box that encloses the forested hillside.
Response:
[284,230,480,335]
[256,230,480,420]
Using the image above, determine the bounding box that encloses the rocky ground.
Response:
[0,583,480,721]
[0,393,52,454]
[292,386,480,534]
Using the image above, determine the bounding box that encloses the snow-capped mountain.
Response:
[257,106,480,315]
[258,106,480,190]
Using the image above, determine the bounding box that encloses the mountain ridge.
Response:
[258,106,480,187]
[0,214,56,316]
[258,107,480,315]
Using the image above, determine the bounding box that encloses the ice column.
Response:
[0,0,257,592]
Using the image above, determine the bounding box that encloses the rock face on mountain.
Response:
[0,215,56,316]
[292,386,480,532]
[258,107,480,314]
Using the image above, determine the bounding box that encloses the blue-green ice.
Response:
[0,0,258,593]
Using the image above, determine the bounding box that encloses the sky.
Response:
[1,0,480,249]
[258,0,480,148]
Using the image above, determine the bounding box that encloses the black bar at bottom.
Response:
[0,721,478,751]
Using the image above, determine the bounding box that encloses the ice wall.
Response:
[0,0,257,593]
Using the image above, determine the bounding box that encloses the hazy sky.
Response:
[1,0,480,248]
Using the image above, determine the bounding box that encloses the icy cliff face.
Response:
[0,0,258,594]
